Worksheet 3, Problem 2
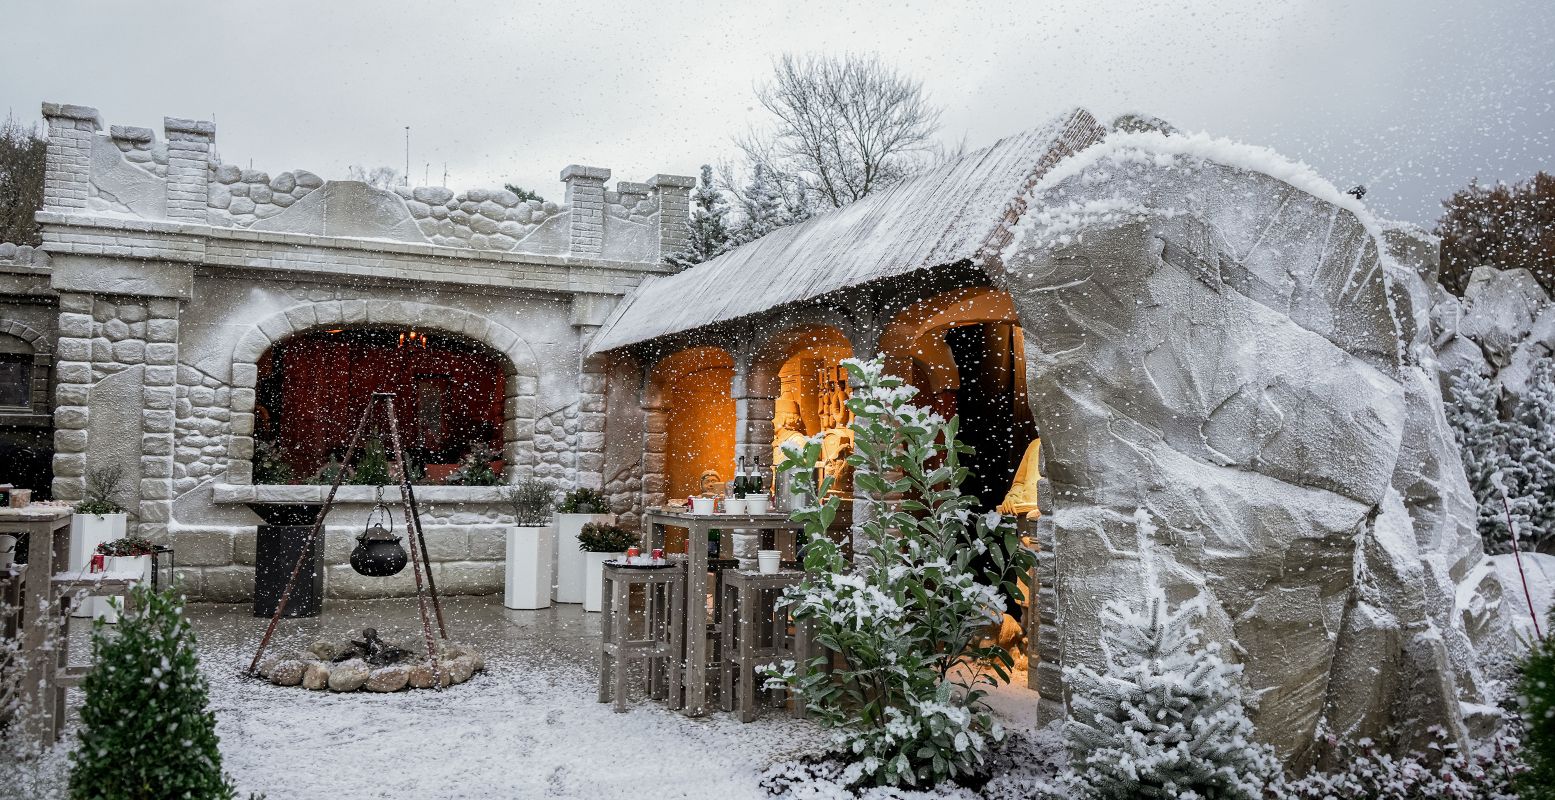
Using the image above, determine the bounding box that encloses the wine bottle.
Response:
[708,527,721,558]
[734,457,749,496]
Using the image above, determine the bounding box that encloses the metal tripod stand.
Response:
[246,392,447,682]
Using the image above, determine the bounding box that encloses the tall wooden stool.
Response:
[49,570,139,730]
[597,560,683,713]
[719,568,809,722]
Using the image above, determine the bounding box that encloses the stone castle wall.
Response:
[24,101,691,602]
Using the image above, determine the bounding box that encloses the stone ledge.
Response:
[212,483,509,505]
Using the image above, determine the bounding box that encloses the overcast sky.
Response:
[3,1,1550,226]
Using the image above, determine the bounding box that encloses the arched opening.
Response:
[881,287,1040,514]
[651,346,736,501]
[253,326,508,483]
[754,326,856,505]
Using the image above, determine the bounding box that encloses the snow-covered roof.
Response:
[589,108,1107,353]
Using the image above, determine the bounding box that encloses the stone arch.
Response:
[0,318,53,354]
[641,345,736,510]
[988,147,1504,766]
[878,285,1018,394]
[228,300,541,484]
[741,324,855,473]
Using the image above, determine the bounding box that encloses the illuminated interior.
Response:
[254,327,507,481]
[880,287,1040,512]
[765,326,855,501]
[652,346,737,501]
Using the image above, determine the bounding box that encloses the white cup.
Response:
[757,550,782,574]
[723,497,747,515]
[690,496,716,515]
[745,495,770,515]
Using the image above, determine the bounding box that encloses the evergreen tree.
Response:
[1520,614,1555,800]
[733,163,789,244]
[1447,370,1515,551]
[70,585,237,800]
[665,164,732,270]
[1061,573,1283,799]
[1503,359,1555,551]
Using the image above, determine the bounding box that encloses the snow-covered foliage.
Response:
[666,164,732,269]
[1520,624,1555,799]
[766,356,1035,789]
[1282,725,1524,800]
[1447,360,1555,552]
[70,585,240,799]
[733,163,793,244]
[1059,570,1282,800]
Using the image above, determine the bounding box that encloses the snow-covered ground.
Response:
[2,597,1051,799]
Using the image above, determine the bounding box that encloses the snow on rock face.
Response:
[999,138,1510,769]
[1434,265,1555,403]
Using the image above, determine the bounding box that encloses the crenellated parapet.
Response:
[39,102,691,265]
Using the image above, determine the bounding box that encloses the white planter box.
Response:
[68,513,127,619]
[554,513,614,604]
[99,554,152,624]
[582,551,624,613]
[504,524,555,610]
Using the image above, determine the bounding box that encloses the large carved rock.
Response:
[998,134,1511,768]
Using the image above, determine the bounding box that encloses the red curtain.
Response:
[278,336,505,475]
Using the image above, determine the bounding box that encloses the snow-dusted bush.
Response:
[1521,625,1555,799]
[1060,572,1283,799]
[1447,361,1555,553]
[765,356,1035,789]
[1282,726,1524,800]
[69,585,240,800]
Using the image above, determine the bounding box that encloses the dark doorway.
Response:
[945,323,1038,511]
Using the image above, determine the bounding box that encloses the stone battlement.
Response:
[40,102,692,265]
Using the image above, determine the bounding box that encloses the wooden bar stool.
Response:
[719,568,809,722]
[49,570,139,725]
[597,560,683,713]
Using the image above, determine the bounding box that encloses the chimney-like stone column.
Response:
[164,117,214,223]
[648,174,695,265]
[40,102,100,212]
[561,165,610,257]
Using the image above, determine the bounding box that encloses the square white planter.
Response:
[98,554,152,624]
[504,524,554,610]
[582,551,624,613]
[554,513,614,604]
[68,513,127,619]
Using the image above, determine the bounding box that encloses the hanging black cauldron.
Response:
[351,492,408,577]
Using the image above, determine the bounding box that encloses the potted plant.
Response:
[69,465,131,620]
[94,535,155,624]
[501,478,554,610]
[578,522,639,613]
[446,443,504,486]
[554,487,613,604]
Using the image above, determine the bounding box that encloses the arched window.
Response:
[0,333,34,410]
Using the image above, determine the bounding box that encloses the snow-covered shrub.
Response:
[1447,361,1555,553]
[766,356,1035,789]
[1282,725,1524,800]
[1520,625,1555,799]
[69,585,239,800]
[1060,576,1283,799]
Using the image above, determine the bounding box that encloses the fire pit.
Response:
[255,628,484,692]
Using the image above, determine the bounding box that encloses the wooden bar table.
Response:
[641,507,805,716]
[1,505,73,750]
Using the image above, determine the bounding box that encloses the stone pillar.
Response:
[561,165,610,257]
[649,174,695,266]
[139,298,180,541]
[640,362,670,512]
[1031,469,1064,720]
[51,292,95,502]
[40,102,100,212]
[163,117,214,223]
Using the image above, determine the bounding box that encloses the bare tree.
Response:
[736,54,942,211]
[346,164,402,190]
[0,115,46,246]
